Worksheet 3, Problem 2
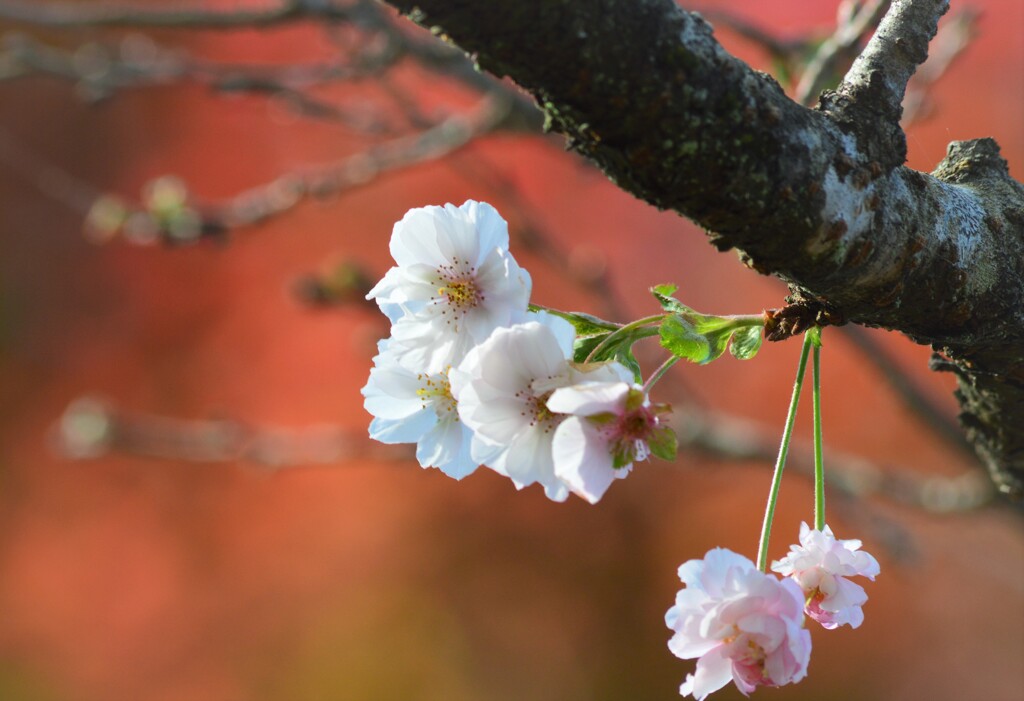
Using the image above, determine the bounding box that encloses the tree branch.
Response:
[0,0,353,29]
[381,0,1024,496]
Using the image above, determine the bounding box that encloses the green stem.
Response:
[812,333,825,531]
[722,313,766,327]
[584,313,665,363]
[643,355,679,392]
[756,332,813,573]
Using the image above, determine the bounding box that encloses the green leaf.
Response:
[729,325,764,360]
[659,314,712,363]
[614,346,643,384]
[530,306,620,338]
[650,284,691,314]
[574,332,645,383]
[573,333,608,364]
[648,425,678,461]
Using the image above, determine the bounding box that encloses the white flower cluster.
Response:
[362,201,669,503]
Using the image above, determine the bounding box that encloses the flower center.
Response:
[435,256,483,323]
[416,370,458,420]
[599,402,659,467]
[515,387,560,433]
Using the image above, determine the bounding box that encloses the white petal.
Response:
[369,411,435,444]
[547,381,630,416]
[530,311,576,357]
[390,206,448,268]
[552,417,621,503]
[685,647,734,700]
[459,200,510,254]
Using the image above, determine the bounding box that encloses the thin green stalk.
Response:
[812,332,825,531]
[756,332,813,573]
[584,313,665,363]
[643,355,679,393]
[722,313,766,327]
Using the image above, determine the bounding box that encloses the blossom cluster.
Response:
[665,525,879,699]
[362,201,882,701]
[362,201,673,503]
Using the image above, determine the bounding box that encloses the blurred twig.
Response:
[675,407,992,514]
[0,122,101,212]
[204,94,516,231]
[901,8,978,124]
[795,0,890,105]
[0,0,355,29]
[55,396,995,515]
[55,397,408,466]
[838,324,975,460]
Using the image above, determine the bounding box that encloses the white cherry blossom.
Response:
[450,312,630,502]
[362,340,478,479]
[367,200,531,372]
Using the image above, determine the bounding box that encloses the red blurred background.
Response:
[1,1,1022,700]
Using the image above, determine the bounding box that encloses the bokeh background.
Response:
[1,1,1022,700]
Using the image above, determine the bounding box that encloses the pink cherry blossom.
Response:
[771,522,880,630]
[666,548,811,700]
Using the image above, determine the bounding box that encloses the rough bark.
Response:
[383,0,1024,497]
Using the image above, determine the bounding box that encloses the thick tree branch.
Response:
[382,0,1024,496]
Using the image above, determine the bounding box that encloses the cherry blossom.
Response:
[362,340,479,479]
[771,522,880,629]
[366,200,531,372]
[547,381,674,503]
[450,312,631,501]
[666,548,811,700]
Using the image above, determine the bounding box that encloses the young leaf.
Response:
[650,284,691,314]
[729,325,764,360]
[574,331,646,383]
[530,306,620,338]
[659,314,712,363]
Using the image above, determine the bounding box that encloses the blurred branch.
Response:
[199,93,516,232]
[55,397,408,467]
[55,395,995,515]
[901,7,978,124]
[0,95,515,245]
[0,0,355,29]
[676,407,993,514]
[837,325,975,460]
[795,0,890,105]
[0,32,406,129]
[696,7,815,88]
[0,122,101,212]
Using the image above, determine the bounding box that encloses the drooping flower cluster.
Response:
[666,527,880,699]
[666,548,812,700]
[772,522,880,630]
[362,201,672,501]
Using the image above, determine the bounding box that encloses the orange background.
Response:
[1,1,1022,700]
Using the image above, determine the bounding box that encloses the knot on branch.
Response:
[818,83,907,171]
[932,138,1011,184]
[764,293,846,342]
